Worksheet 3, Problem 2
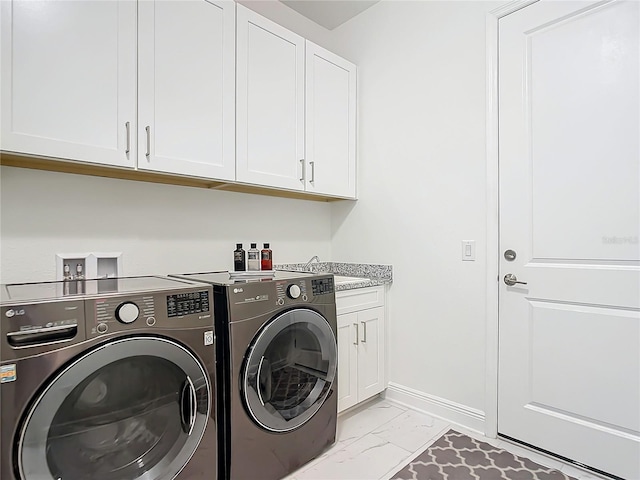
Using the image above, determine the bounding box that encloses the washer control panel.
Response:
[167,291,209,317]
[86,288,212,338]
[116,302,140,324]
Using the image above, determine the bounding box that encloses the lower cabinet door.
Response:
[337,306,386,413]
[337,312,359,412]
[357,306,385,402]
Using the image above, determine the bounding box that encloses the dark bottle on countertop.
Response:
[234,243,246,271]
[247,243,260,271]
[261,243,273,270]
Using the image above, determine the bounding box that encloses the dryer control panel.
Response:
[272,276,334,306]
[276,280,310,305]
[311,277,334,296]
[225,273,336,321]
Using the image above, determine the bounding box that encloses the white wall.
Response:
[0,167,332,283]
[325,1,500,416]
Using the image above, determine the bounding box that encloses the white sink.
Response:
[333,275,366,284]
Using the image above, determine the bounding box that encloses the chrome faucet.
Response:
[303,255,320,271]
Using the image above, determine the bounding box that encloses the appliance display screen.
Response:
[167,291,209,317]
[311,278,334,295]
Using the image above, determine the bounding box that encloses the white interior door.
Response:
[138,0,235,180]
[498,2,640,479]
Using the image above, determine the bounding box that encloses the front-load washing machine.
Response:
[171,271,338,480]
[1,276,218,480]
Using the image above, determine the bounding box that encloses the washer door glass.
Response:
[19,337,210,480]
[243,309,337,432]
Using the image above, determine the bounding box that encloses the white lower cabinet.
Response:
[336,286,386,413]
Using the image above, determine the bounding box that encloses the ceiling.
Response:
[280,0,380,30]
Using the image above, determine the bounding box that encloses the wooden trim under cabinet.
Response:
[0,152,352,202]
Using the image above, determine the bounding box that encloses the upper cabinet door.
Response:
[138,0,235,181]
[305,42,357,199]
[236,4,305,191]
[0,0,136,167]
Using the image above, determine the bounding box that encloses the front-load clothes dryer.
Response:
[0,276,218,480]
[171,271,338,480]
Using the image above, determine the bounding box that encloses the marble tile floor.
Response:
[283,397,608,480]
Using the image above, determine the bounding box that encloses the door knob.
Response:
[504,274,527,286]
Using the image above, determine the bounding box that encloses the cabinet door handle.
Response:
[310,161,315,183]
[353,323,359,345]
[145,126,151,159]
[300,159,305,183]
[361,321,367,343]
[125,121,131,154]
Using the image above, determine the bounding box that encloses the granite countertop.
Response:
[275,262,392,291]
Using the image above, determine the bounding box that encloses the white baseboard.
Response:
[384,382,486,434]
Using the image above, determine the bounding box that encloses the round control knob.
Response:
[115,302,140,324]
[287,284,301,299]
[96,323,108,334]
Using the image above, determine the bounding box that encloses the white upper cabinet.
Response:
[305,41,357,199]
[2,1,357,199]
[235,4,306,191]
[137,0,235,180]
[0,0,136,168]
[236,6,357,197]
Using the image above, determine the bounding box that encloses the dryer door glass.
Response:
[18,337,210,480]
[243,308,337,432]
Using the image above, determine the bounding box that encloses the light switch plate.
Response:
[462,240,476,261]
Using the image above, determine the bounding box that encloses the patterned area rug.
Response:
[391,430,577,480]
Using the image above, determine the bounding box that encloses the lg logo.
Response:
[233,287,244,294]
[5,309,25,318]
